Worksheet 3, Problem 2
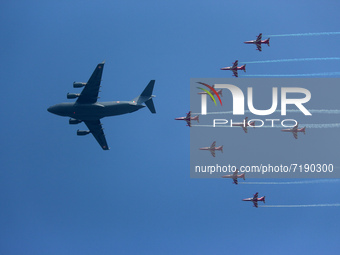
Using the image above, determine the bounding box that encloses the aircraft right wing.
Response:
[210,150,216,157]
[232,70,239,77]
[76,62,105,104]
[256,44,262,51]
[293,132,298,139]
[186,119,191,127]
[253,201,258,208]
[253,192,259,200]
[210,141,216,149]
[242,126,248,133]
[84,120,109,150]
[233,179,238,185]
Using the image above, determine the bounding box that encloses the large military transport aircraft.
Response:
[47,61,156,150]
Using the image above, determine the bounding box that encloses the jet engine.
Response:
[67,93,80,99]
[77,130,90,136]
[69,118,82,124]
[73,82,86,88]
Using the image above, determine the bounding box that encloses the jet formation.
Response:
[221,33,270,77]
[47,62,156,150]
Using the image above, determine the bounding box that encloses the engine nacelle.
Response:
[67,93,80,99]
[73,82,86,88]
[77,130,90,136]
[69,118,82,125]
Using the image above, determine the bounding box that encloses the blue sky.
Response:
[1,1,340,254]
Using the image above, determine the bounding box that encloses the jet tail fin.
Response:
[132,80,156,113]
[263,196,266,204]
[241,173,245,180]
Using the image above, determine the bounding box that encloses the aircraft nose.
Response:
[47,105,56,114]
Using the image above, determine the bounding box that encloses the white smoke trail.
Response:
[239,179,339,185]
[192,109,340,115]
[241,57,340,64]
[303,123,340,128]
[244,72,340,77]
[260,204,340,208]
[192,123,340,128]
[267,32,340,37]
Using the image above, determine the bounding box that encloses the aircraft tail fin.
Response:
[220,145,223,153]
[263,196,266,204]
[267,38,270,46]
[132,80,156,113]
[241,173,245,180]
[302,127,306,134]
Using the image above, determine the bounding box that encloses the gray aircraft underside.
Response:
[47,61,156,150]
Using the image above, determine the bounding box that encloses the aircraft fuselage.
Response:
[281,128,304,132]
[47,101,145,121]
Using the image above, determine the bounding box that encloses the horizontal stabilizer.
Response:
[145,98,156,113]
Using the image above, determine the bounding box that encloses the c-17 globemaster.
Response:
[47,61,156,150]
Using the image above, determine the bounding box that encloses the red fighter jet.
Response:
[220,60,246,77]
[232,117,255,133]
[281,122,306,139]
[221,169,245,185]
[199,141,223,157]
[175,111,199,127]
[243,192,266,208]
[244,33,270,51]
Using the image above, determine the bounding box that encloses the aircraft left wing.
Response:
[253,201,258,208]
[76,62,105,104]
[210,150,216,157]
[186,119,191,127]
[84,120,109,150]
[232,60,238,68]
[242,126,248,133]
[256,33,262,41]
[253,192,259,200]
